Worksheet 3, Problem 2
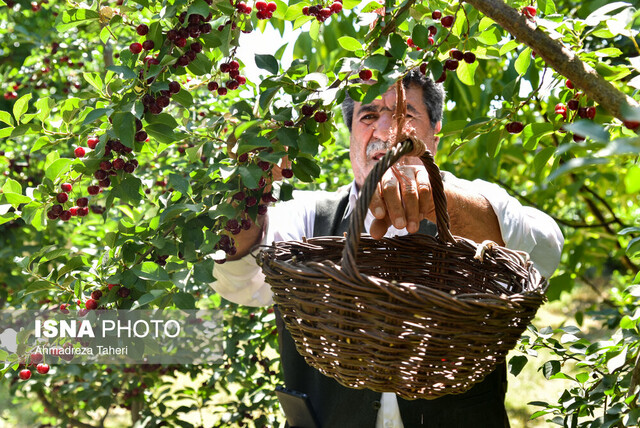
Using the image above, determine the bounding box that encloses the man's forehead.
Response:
[354,85,425,113]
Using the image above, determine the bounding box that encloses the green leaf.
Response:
[187,0,210,20]
[168,173,191,196]
[563,120,610,142]
[112,175,143,204]
[411,25,429,48]
[338,36,363,52]
[132,290,166,308]
[187,53,213,76]
[24,280,53,295]
[106,65,137,80]
[112,111,136,149]
[55,8,100,32]
[607,346,627,373]
[83,72,103,92]
[514,48,532,76]
[627,237,640,258]
[547,158,609,182]
[238,164,264,189]
[389,34,407,59]
[456,60,478,86]
[82,107,112,125]
[30,137,50,153]
[360,0,382,12]
[57,256,86,280]
[132,262,170,282]
[508,355,528,377]
[2,178,21,194]
[146,122,184,144]
[0,110,14,126]
[237,136,272,155]
[364,54,388,72]
[172,89,193,108]
[45,158,73,182]
[13,93,31,123]
[173,292,196,309]
[255,54,279,75]
[291,157,320,182]
[499,40,520,56]
[624,165,640,194]
[34,97,55,122]
[541,360,561,379]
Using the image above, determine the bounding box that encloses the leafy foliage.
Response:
[0,0,639,425]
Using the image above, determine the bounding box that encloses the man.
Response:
[212,70,564,427]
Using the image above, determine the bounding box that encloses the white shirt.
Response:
[211,176,564,427]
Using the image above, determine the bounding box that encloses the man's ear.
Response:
[429,121,442,154]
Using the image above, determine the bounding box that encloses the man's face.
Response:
[349,84,441,187]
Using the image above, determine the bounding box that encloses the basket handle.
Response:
[340,138,455,278]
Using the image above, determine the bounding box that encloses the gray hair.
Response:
[341,69,445,132]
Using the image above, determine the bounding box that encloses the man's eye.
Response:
[361,114,376,121]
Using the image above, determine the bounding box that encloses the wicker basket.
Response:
[257,139,547,400]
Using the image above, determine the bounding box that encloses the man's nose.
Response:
[372,112,393,141]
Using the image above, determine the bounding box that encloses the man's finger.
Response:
[396,166,420,234]
[369,183,387,220]
[380,169,405,229]
[370,216,392,240]
[415,168,434,220]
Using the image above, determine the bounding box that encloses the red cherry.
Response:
[573,134,585,142]
[281,168,294,178]
[266,2,277,12]
[449,49,463,61]
[314,111,328,123]
[135,131,148,142]
[129,43,143,54]
[175,38,187,48]
[207,81,219,91]
[36,364,49,375]
[301,104,315,116]
[118,287,131,298]
[108,283,119,291]
[554,103,567,119]
[406,37,415,47]
[431,10,442,20]
[56,192,68,203]
[19,369,31,380]
[136,24,149,35]
[61,183,72,192]
[522,6,537,19]
[623,120,640,130]
[435,71,447,83]
[76,197,89,207]
[440,15,454,28]
[566,79,574,90]
[30,353,44,364]
[330,2,342,13]
[217,87,227,96]
[88,185,100,195]
[59,210,72,221]
[463,52,476,64]
[85,298,98,310]
[142,40,155,51]
[78,207,89,217]
[419,63,427,74]
[74,147,86,158]
[229,60,240,70]
[255,0,267,10]
[168,81,181,94]
[444,59,459,70]
[567,99,579,110]
[359,69,373,80]
[586,106,596,120]
[87,136,99,149]
[506,121,524,134]
[68,207,78,216]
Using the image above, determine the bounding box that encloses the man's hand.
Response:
[368,159,435,239]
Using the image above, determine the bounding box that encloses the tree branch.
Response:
[36,389,96,428]
[463,0,639,122]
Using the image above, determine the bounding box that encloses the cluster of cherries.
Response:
[301,0,343,22]
[46,183,89,221]
[18,352,50,381]
[141,80,183,115]
[254,1,278,19]
[207,60,247,95]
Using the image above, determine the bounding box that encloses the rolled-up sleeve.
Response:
[471,179,564,279]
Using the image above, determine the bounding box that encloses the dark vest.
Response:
[275,187,510,428]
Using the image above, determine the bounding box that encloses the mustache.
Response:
[365,139,388,158]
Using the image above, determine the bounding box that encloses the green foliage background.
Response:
[0,0,639,426]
